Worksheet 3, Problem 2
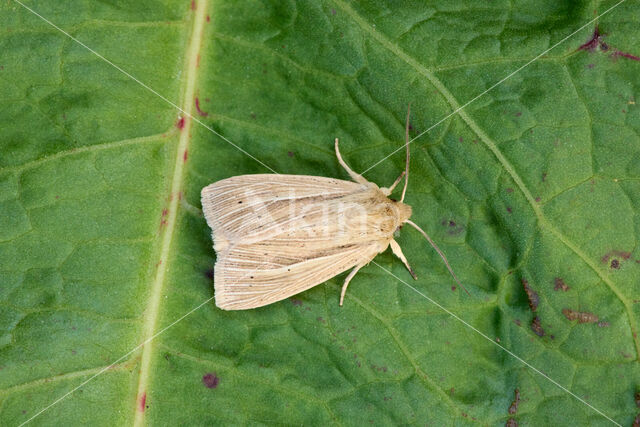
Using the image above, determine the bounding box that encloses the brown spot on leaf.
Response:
[290,298,303,306]
[522,279,539,312]
[554,277,569,292]
[562,308,598,323]
[633,414,640,427]
[610,259,620,269]
[635,391,640,408]
[202,373,219,388]
[601,250,630,265]
[204,268,214,280]
[508,388,520,414]
[531,316,545,337]
[506,419,518,427]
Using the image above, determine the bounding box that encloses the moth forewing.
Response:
[201,174,403,310]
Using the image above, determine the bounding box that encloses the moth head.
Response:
[395,200,412,225]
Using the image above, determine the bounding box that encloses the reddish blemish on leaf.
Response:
[506,188,513,193]
[506,419,518,427]
[612,50,640,62]
[190,0,196,10]
[610,259,620,269]
[507,207,513,213]
[634,391,640,408]
[542,172,547,182]
[522,279,539,312]
[578,25,640,62]
[204,268,214,280]
[562,308,598,324]
[601,250,631,265]
[317,317,326,324]
[514,111,522,117]
[206,15,210,22]
[458,137,463,142]
[508,388,520,414]
[183,150,188,162]
[196,54,201,68]
[176,116,185,129]
[579,26,603,51]
[202,373,219,388]
[531,316,545,337]
[195,97,208,117]
[633,414,640,427]
[287,151,294,157]
[139,393,146,412]
[513,319,521,326]
[535,196,541,202]
[290,298,303,306]
[554,277,569,292]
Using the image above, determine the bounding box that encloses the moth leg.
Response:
[339,263,366,306]
[335,138,368,185]
[389,239,417,280]
[381,171,406,196]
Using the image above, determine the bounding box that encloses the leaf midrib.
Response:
[332,0,640,359]
[132,2,209,425]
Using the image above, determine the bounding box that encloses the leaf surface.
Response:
[1,0,639,425]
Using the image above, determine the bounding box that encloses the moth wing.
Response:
[214,238,382,310]
[201,174,390,310]
[201,174,364,250]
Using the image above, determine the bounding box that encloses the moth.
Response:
[201,108,463,310]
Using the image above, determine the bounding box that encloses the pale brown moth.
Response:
[201,107,464,310]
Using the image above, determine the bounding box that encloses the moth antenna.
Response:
[400,103,411,203]
[335,138,368,184]
[405,219,470,296]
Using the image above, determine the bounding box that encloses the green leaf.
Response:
[1,0,639,425]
